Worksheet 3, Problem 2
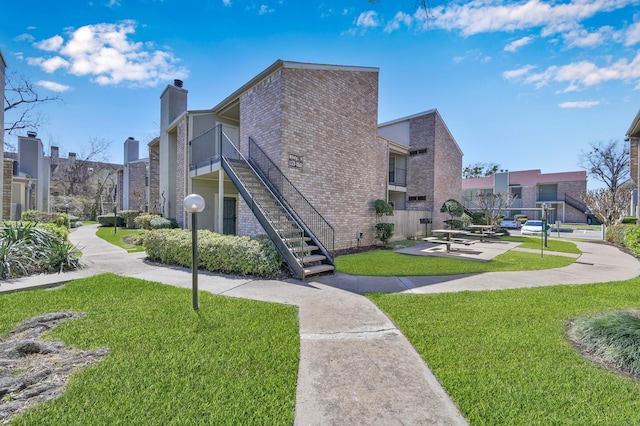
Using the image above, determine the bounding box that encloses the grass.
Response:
[368,278,640,425]
[335,236,579,276]
[96,226,146,252]
[502,236,583,254]
[1,274,299,425]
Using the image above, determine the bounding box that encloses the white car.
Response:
[500,218,521,229]
[520,220,550,235]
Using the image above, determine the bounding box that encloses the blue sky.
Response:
[2,0,640,188]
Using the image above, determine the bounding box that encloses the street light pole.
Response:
[183,194,206,311]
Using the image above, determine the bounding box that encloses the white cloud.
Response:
[14,33,35,42]
[503,64,537,79]
[259,5,274,15]
[558,100,600,108]
[36,80,71,92]
[504,36,534,52]
[222,0,231,6]
[506,51,640,89]
[27,21,188,87]
[427,0,637,37]
[356,11,380,29]
[106,0,120,7]
[626,22,640,45]
[384,12,412,33]
[34,35,64,51]
[563,25,613,48]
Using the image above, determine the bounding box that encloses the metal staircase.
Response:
[564,193,588,213]
[221,146,335,280]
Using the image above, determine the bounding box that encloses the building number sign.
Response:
[288,154,303,168]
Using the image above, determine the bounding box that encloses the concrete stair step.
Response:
[303,264,335,277]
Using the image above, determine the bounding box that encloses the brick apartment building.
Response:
[2,133,147,220]
[462,169,589,224]
[152,59,463,278]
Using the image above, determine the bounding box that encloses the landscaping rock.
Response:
[0,312,109,423]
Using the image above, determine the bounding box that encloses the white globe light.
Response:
[184,194,205,213]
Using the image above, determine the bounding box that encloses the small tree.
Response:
[374,199,394,245]
[472,191,517,227]
[440,198,464,229]
[582,187,633,227]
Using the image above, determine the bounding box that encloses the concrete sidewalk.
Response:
[2,224,640,425]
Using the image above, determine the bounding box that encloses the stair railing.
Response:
[248,138,334,260]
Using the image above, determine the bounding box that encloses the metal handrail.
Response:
[189,124,239,170]
[248,138,334,258]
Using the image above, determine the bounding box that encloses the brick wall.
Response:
[239,65,384,250]
[127,162,148,210]
[176,118,187,227]
[404,111,462,229]
[433,115,463,229]
[149,144,160,213]
[3,160,13,220]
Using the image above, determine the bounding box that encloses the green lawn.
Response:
[336,236,579,276]
[368,278,640,425]
[95,226,146,252]
[1,274,299,425]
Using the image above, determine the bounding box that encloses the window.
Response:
[409,148,427,156]
[408,196,426,201]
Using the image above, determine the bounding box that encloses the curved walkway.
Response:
[2,225,640,425]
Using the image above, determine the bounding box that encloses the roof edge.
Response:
[212,59,378,114]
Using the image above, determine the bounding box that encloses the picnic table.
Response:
[424,229,477,252]
[468,224,498,242]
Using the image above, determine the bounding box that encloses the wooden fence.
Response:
[385,210,432,241]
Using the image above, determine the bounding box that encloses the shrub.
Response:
[97,214,126,227]
[572,311,640,378]
[149,217,174,229]
[134,213,162,230]
[143,229,283,277]
[605,224,630,246]
[21,210,69,228]
[0,222,81,278]
[375,223,395,245]
[624,226,640,257]
[119,210,142,229]
[623,216,637,224]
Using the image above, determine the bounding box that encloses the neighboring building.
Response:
[378,110,463,228]
[116,137,150,211]
[152,59,463,278]
[3,132,51,219]
[626,109,640,219]
[3,136,145,219]
[462,169,589,224]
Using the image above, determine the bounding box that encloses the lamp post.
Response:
[184,194,205,311]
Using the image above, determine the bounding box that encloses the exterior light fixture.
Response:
[184,194,205,310]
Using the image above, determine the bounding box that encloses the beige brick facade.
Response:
[148,141,160,213]
[3,160,13,220]
[238,66,385,249]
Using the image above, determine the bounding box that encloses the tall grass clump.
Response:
[143,229,283,277]
[0,222,81,279]
[571,310,640,377]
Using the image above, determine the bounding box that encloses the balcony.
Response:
[389,166,407,187]
[189,124,239,174]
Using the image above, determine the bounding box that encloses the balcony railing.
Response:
[389,166,407,187]
[189,124,239,170]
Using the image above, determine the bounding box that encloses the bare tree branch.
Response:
[582,187,632,226]
[578,140,629,193]
[4,72,63,148]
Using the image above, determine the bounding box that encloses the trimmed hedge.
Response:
[134,213,162,230]
[21,210,69,228]
[97,214,126,227]
[143,229,283,277]
[119,210,142,229]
